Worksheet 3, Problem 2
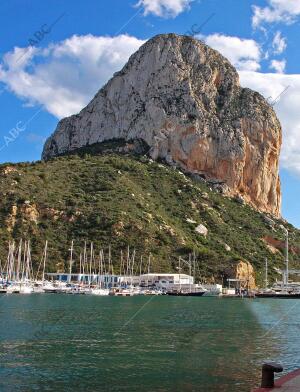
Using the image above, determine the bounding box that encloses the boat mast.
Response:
[21,241,27,283]
[42,240,48,284]
[97,251,101,289]
[179,257,181,292]
[100,250,103,288]
[193,251,196,284]
[265,258,268,289]
[79,253,82,275]
[139,255,143,286]
[8,241,15,282]
[69,240,74,281]
[0,259,3,281]
[285,230,289,287]
[280,225,289,288]
[189,254,192,293]
[147,253,151,287]
[108,245,112,287]
[16,239,22,281]
[120,250,123,277]
[126,246,129,278]
[25,241,31,281]
[83,241,86,280]
[131,249,135,287]
[89,242,93,287]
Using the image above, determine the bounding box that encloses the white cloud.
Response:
[136,0,193,17]
[0,34,144,118]
[200,34,261,71]
[2,31,300,179]
[272,31,287,54]
[252,0,300,27]
[270,59,286,73]
[240,70,300,175]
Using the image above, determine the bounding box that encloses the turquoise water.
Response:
[0,295,300,391]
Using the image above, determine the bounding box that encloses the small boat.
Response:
[19,284,34,294]
[110,288,134,297]
[43,282,64,293]
[86,288,109,296]
[6,284,21,294]
[67,288,86,295]
[33,282,45,293]
[142,288,163,295]
[43,287,59,293]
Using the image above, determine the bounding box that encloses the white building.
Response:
[46,272,194,290]
[139,273,194,290]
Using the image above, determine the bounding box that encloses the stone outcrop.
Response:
[225,260,256,289]
[42,33,282,216]
[195,224,208,237]
[235,260,256,289]
[6,205,17,232]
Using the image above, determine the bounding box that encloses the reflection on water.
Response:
[0,296,298,391]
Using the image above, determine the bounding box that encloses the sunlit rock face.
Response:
[42,33,282,216]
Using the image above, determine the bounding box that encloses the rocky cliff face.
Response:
[42,33,282,216]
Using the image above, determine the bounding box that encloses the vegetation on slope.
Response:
[0,141,299,286]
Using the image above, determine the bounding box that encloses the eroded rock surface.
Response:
[42,34,282,216]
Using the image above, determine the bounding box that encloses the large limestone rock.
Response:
[42,33,282,216]
[235,260,256,289]
[224,260,256,289]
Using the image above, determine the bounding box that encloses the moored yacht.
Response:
[88,287,110,296]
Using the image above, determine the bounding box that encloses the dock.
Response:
[253,366,300,391]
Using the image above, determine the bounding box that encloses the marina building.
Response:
[139,273,194,290]
[45,272,194,290]
[46,273,122,288]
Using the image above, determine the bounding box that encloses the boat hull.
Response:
[167,291,205,297]
[256,293,300,298]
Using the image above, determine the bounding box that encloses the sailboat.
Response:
[19,241,34,294]
[89,246,109,296]
[6,241,22,293]
[33,240,48,293]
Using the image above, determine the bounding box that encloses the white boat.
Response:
[111,288,134,296]
[33,281,45,293]
[202,284,222,296]
[43,281,66,293]
[19,284,34,294]
[88,288,110,296]
[141,288,163,295]
[6,284,20,294]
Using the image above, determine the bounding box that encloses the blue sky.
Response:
[1,0,300,226]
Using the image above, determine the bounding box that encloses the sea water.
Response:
[0,295,299,392]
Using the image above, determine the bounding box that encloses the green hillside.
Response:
[0,140,298,286]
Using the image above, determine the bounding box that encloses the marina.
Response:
[0,240,222,297]
[2,239,300,298]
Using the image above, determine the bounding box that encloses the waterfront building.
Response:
[46,273,120,288]
[45,272,194,290]
[139,273,194,290]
